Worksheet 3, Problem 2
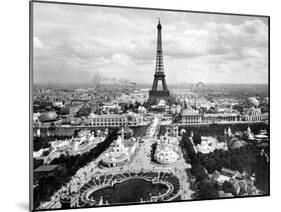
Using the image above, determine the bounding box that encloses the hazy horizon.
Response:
[33,82,269,90]
[33,2,269,86]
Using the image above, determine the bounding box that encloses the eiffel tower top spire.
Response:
[155,17,164,73]
[157,17,162,29]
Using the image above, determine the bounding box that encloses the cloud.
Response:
[33,2,268,85]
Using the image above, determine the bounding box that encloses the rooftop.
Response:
[34,165,58,173]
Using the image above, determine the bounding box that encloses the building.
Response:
[34,164,60,179]
[195,136,228,154]
[52,101,64,107]
[154,135,180,165]
[202,113,238,123]
[181,109,202,124]
[180,111,248,125]
[224,127,247,150]
[33,112,41,123]
[170,104,182,114]
[137,106,147,114]
[101,128,137,167]
[209,168,260,196]
[38,111,58,122]
[118,92,148,105]
[39,130,106,164]
[88,113,143,127]
[241,107,264,122]
[101,102,121,114]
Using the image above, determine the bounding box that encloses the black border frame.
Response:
[29,1,270,211]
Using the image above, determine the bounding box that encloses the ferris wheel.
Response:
[196,81,205,91]
[191,81,206,92]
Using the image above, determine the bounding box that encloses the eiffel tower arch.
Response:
[147,19,171,106]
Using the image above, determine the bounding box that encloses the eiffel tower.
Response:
[147,18,171,106]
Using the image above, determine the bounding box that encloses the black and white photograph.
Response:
[30,1,269,211]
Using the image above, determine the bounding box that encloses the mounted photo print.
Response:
[29,1,270,211]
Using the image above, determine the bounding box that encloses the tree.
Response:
[230,156,243,172]
[222,181,235,195]
[174,113,182,123]
[197,152,207,166]
[135,101,141,109]
[128,103,134,110]
[191,164,207,182]
[193,134,202,145]
[205,158,217,173]
[220,156,230,169]
[182,133,196,159]
[190,156,200,166]
[255,152,269,194]
[197,181,219,199]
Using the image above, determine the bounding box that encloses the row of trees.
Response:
[150,143,157,163]
[190,146,260,174]
[179,123,268,137]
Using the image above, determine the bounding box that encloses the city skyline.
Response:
[31,3,269,210]
[33,3,269,86]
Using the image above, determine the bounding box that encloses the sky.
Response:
[33,2,269,86]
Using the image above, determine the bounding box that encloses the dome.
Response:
[247,97,260,107]
[39,111,58,122]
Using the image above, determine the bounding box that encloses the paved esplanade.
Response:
[39,115,193,209]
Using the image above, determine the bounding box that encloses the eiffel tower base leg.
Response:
[146,90,171,107]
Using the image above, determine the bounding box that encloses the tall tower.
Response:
[147,18,170,105]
